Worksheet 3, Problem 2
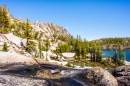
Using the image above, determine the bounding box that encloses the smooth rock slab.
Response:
[0,75,48,86]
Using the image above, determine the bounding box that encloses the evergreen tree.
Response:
[38,40,43,58]
[92,42,97,62]
[2,42,8,52]
[0,5,10,33]
[75,35,82,59]
[96,44,102,62]
[0,7,3,29]
[75,41,81,59]
[3,5,9,29]
[25,18,32,38]
[53,33,57,42]
[119,50,126,61]
[35,50,38,58]
[112,50,119,64]
[57,42,71,53]
[38,32,43,40]
[89,42,102,62]
[81,42,87,59]
[10,18,27,38]
[45,38,50,51]
[113,51,124,66]
[34,31,39,39]
[25,18,34,52]
[84,39,89,53]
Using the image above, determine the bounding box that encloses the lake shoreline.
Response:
[103,49,130,62]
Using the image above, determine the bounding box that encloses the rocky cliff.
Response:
[32,21,72,39]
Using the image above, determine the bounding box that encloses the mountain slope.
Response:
[32,21,72,39]
[0,5,73,62]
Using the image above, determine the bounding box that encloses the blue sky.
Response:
[0,0,130,41]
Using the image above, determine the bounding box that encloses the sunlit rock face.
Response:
[32,21,72,39]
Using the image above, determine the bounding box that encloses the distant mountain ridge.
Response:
[32,21,72,39]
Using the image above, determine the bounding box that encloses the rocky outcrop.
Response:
[113,65,130,86]
[0,33,24,54]
[0,52,35,64]
[32,21,72,39]
[83,67,118,86]
[0,61,120,86]
[62,53,75,58]
[21,39,27,47]
[0,63,91,86]
[0,64,48,86]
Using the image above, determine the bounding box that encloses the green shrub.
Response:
[66,62,71,67]
[101,60,108,66]
[80,62,85,67]
[25,40,36,52]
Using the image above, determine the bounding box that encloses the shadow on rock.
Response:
[112,65,130,86]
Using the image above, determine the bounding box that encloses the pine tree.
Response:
[112,50,119,63]
[38,32,43,40]
[25,18,34,52]
[84,39,89,53]
[0,7,3,29]
[2,42,8,52]
[35,50,38,58]
[96,44,102,62]
[38,40,43,58]
[91,42,97,62]
[75,41,81,59]
[25,18,32,38]
[0,5,10,33]
[119,50,126,61]
[81,42,87,59]
[34,31,39,39]
[53,33,57,42]
[75,35,81,59]
[45,38,50,51]
[3,5,9,29]
[57,42,71,53]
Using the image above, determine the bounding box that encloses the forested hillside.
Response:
[92,37,130,50]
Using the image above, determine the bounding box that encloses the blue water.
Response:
[102,49,130,62]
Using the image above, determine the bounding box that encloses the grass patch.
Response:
[69,60,117,70]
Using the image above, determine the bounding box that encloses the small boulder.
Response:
[83,67,118,86]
